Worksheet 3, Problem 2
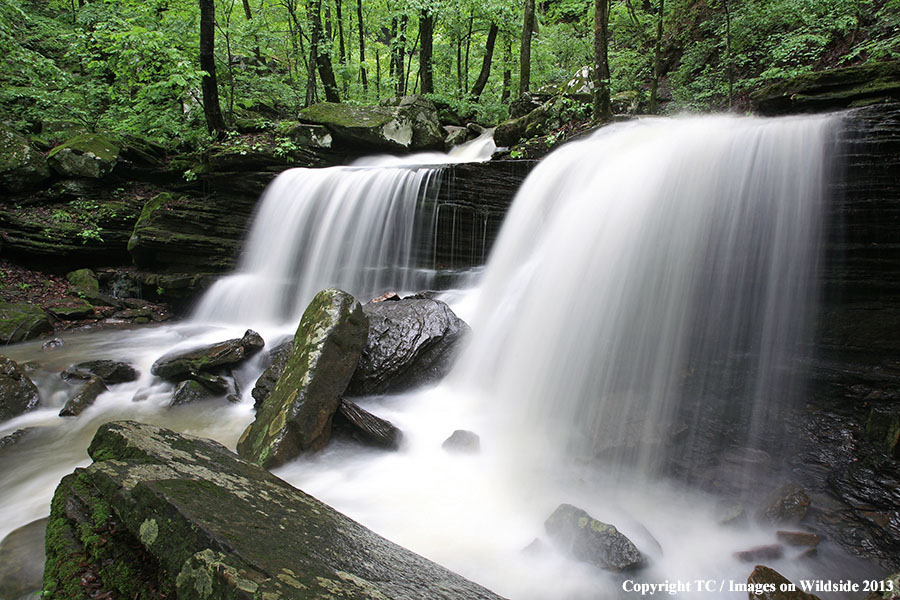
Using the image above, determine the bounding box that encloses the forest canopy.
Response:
[1,0,898,147]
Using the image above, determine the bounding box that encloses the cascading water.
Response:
[192,131,496,327]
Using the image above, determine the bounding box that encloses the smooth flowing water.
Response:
[0,117,882,599]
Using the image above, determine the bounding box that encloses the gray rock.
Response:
[347,297,469,396]
[0,124,50,193]
[746,565,821,600]
[758,483,810,525]
[0,302,53,345]
[544,504,645,572]
[733,544,784,562]
[43,421,504,599]
[59,376,107,417]
[170,380,217,407]
[250,339,292,410]
[237,289,369,468]
[775,530,821,548]
[442,430,481,453]
[0,356,40,422]
[0,518,47,600]
[61,359,138,384]
[151,329,265,380]
[334,399,402,449]
[47,133,119,178]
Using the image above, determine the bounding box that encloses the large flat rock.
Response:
[43,421,504,600]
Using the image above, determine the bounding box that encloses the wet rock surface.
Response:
[59,375,108,417]
[442,429,481,453]
[43,421,504,600]
[0,356,40,422]
[151,329,264,380]
[0,302,53,345]
[237,289,368,468]
[61,359,138,384]
[347,297,469,396]
[746,565,821,600]
[334,398,403,449]
[0,518,47,600]
[544,503,645,572]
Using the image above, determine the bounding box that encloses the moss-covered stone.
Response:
[65,269,100,296]
[0,355,40,422]
[544,503,645,571]
[44,421,505,599]
[0,302,53,345]
[752,61,900,115]
[746,565,821,600]
[47,134,120,178]
[58,376,107,417]
[237,289,368,468]
[151,329,264,380]
[45,297,95,320]
[274,121,333,148]
[0,123,51,193]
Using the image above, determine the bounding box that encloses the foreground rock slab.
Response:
[44,421,505,600]
[237,288,368,468]
[544,504,645,572]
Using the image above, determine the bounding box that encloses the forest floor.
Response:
[0,259,71,305]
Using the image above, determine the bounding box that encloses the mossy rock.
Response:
[0,302,53,345]
[45,298,95,320]
[752,61,900,115]
[237,289,368,468]
[544,503,645,571]
[66,268,100,295]
[42,421,504,599]
[0,124,51,193]
[151,329,264,380]
[47,133,120,178]
[0,355,40,422]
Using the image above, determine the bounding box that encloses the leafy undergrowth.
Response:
[0,259,71,305]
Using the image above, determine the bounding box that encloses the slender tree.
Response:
[419,8,434,94]
[722,0,734,108]
[335,0,348,96]
[307,0,340,103]
[356,0,368,92]
[470,22,499,101]
[501,34,512,103]
[519,0,535,96]
[649,0,665,113]
[592,0,611,120]
[199,0,226,136]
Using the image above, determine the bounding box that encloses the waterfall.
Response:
[192,131,496,327]
[454,114,838,485]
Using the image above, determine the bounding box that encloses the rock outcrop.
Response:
[746,565,821,600]
[347,297,470,396]
[237,289,368,468]
[0,356,40,422]
[0,124,50,192]
[544,504,645,572]
[47,134,120,178]
[0,302,53,344]
[44,421,504,599]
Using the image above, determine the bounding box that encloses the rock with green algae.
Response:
[299,95,443,151]
[752,61,900,115]
[151,329,264,380]
[0,302,53,345]
[44,297,95,321]
[65,268,100,296]
[43,420,506,600]
[746,565,821,600]
[58,375,107,417]
[47,133,120,178]
[237,289,368,468]
[0,124,50,192]
[864,572,900,600]
[544,503,645,572]
[0,355,40,422]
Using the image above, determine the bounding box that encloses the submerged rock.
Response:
[62,359,138,385]
[733,544,784,562]
[746,565,821,600]
[237,289,368,468]
[347,297,470,396]
[442,430,481,453]
[0,518,47,600]
[758,483,810,525]
[170,379,217,407]
[59,375,107,417]
[775,530,821,548]
[0,302,53,345]
[334,398,403,449]
[44,421,504,599]
[151,329,264,380]
[544,504,645,572]
[0,356,40,422]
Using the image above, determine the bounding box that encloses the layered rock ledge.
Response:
[44,420,505,600]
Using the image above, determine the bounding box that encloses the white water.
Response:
[0,118,882,598]
[192,130,495,327]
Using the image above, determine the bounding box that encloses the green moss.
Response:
[47,134,119,163]
[299,102,395,129]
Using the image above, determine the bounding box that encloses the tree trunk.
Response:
[470,22,498,102]
[356,0,368,92]
[723,0,733,109]
[519,0,535,96]
[199,0,227,136]
[419,9,434,94]
[501,35,511,103]
[308,0,340,103]
[464,14,474,93]
[335,0,347,96]
[649,0,664,113]
[592,0,611,121]
[396,14,408,95]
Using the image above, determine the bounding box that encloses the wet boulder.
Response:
[758,483,810,525]
[0,302,53,345]
[442,429,481,453]
[746,565,821,600]
[733,544,783,562]
[61,359,138,385]
[775,530,821,548]
[47,133,119,178]
[0,356,40,422]
[43,421,504,600]
[334,399,403,449]
[44,297,95,320]
[237,289,368,468]
[59,375,107,417]
[347,297,470,396]
[0,124,50,193]
[544,504,645,572]
[151,329,264,380]
[0,518,47,600]
[170,380,217,407]
[864,573,900,600]
[250,338,293,410]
